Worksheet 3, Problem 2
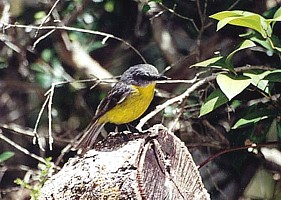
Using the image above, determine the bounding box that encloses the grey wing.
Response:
[94,82,134,120]
[74,82,134,151]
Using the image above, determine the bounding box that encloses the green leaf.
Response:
[0,56,8,69]
[199,89,228,117]
[242,32,274,53]
[0,151,15,163]
[35,73,53,89]
[243,71,271,93]
[34,11,46,20]
[230,99,242,110]
[226,40,256,63]
[41,49,53,62]
[210,10,272,38]
[164,106,175,117]
[104,0,115,12]
[190,56,224,68]
[142,4,151,13]
[232,109,272,129]
[273,7,281,19]
[216,16,240,31]
[243,168,275,199]
[267,37,281,53]
[210,10,243,21]
[268,7,281,24]
[216,74,251,100]
[263,70,281,82]
[270,10,281,34]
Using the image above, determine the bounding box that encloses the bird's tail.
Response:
[73,120,105,153]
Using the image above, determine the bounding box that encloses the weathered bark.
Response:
[40,124,210,200]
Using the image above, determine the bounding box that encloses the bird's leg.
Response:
[125,123,140,133]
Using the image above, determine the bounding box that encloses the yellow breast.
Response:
[99,83,156,124]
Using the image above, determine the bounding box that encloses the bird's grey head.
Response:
[120,64,166,86]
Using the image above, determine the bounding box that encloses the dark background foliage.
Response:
[0,0,280,199]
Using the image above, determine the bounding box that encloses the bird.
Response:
[74,64,167,151]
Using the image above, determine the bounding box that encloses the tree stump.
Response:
[39,124,210,199]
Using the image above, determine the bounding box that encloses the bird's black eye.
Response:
[136,73,155,81]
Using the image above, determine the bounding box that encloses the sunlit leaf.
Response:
[272,46,281,52]
[216,74,251,100]
[190,56,224,68]
[244,71,271,94]
[273,7,281,19]
[104,0,114,12]
[241,32,274,53]
[230,99,242,110]
[268,7,281,24]
[226,40,256,63]
[210,10,272,38]
[41,49,53,62]
[0,151,15,163]
[267,36,281,53]
[34,11,46,20]
[210,10,244,21]
[232,109,272,129]
[263,70,281,82]
[199,89,228,117]
[216,16,240,31]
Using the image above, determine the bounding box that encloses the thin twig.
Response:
[33,81,68,151]
[195,0,208,61]
[156,77,197,84]
[33,94,50,151]
[33,78,118,151]
[4,23,147,63]
[55,132,82,166]
[0,123,34,137]
[228,0,242,10]
[137,65,276,130]
[204,0,245,30]
[198,141,281,169]
[0,130,47,164]
[158,3,199,33]
[47,83,55,151]
[196,0,204,27]
[55,143,73,166]
[35,0,61,37]
[33,29,56,49]
[0,34,21,53]
[136,75,215,130]
[168,107,184,133]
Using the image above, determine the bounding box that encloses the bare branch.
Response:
[0,130,47,164]
[47,83,55,151]
[33,94,49,151]
[137,65,276,130]
[158,3,199,33]
[33,29,56,49]
[35,0,61,37]
[4,23,147,63]
[136,75,215,130]
[0,123,34,137]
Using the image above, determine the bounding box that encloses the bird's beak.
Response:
[156,75,169,80]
